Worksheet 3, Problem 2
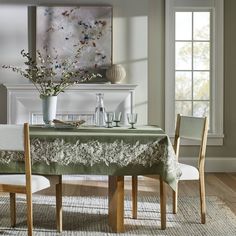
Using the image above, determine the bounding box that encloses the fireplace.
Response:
[4,83,137,125]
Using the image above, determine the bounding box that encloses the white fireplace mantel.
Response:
[4,83,137,125]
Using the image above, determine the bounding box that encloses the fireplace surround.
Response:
[4,83,137,125]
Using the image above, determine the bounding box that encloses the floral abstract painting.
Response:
[36,6,112,81]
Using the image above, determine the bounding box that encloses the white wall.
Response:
[0,0,150,125]
[148,0,165,128]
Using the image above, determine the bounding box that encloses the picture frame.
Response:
[36,6,113,83]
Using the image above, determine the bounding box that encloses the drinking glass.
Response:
[113,112,122,127]
[127,113,138,129]
[105,112,114,128]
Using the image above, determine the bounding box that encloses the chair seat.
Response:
[178,163,199,180]
[0,175,50,193]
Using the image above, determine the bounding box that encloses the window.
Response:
[165,0,224,145]
[175,11,210,120]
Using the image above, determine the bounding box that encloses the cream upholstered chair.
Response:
[172,114,208,224]
[131,114,208,224]
[0,123,50,236]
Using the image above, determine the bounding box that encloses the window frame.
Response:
[165,0,224,145]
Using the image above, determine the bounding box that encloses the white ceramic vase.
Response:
[41,95,57,126]
[106,64,126,84]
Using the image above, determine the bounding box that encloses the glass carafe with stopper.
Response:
[95,93,106,127]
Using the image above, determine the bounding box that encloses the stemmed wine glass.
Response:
[105,112,114,128]
[113,112,122,127]
[127,113,138,129]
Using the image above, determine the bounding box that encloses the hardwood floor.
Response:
[39,173,236,215]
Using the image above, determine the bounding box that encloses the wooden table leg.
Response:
[132,176,138,219]
[56,175,62,232]
[10,193,16,227]
[160,176,166,230]
[108,176,124,233]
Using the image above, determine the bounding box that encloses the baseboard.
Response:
[62,175,141,181]
[62,175,108,181]
[179,157,236,172]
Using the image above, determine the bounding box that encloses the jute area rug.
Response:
[0,195,235,235]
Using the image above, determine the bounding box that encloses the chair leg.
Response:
[56,175,63,232]
[160,176,166,230]
[172,183,178,214]
[132,176,138,219]
[199,176,206,224]
[26,191,33,236]
[10,193,16,227]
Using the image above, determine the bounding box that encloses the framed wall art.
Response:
[36,6,112,82]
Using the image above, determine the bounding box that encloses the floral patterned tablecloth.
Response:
[0,125,181,190]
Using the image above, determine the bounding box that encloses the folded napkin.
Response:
[53,119,85,128]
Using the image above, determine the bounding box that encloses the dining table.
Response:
[0,125,181,233]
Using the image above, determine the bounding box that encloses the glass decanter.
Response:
[95,93,106,127]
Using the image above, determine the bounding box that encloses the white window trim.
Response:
[165,0,224,145]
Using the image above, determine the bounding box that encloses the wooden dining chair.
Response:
[172,114,208,224]
[131,114,208,224]
[0,123,50,236]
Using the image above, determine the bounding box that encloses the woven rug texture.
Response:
[0,195,235,235]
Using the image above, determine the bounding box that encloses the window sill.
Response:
[169,133,224,146]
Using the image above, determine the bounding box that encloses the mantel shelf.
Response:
[4,83,137,91]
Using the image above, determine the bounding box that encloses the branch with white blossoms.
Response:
[2,49,102,97]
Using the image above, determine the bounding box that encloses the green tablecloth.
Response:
[0,125,180,190]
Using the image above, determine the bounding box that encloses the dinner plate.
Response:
[54,124,76,129]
